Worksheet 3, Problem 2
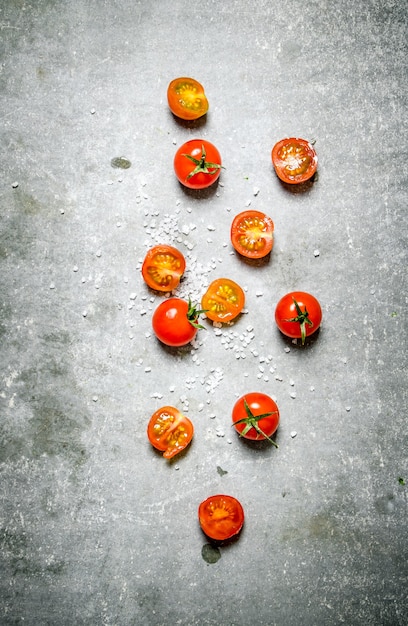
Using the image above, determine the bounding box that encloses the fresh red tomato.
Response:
[167,77,209,121]
[141,244,186,292]
[198,495,244,541]
[147,406,194,459]
[275,291,322,345]
[271,138,318,184]
[231,210,274,259]
[174,139,222,189]
[152,297,204,347]
[232,392,279,446]
[201,278,245,323]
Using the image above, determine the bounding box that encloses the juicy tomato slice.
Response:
[147,406,194,459]
[201,278,245,322]
[231,210,274,259]
[198,495,244,541]
[271,137,318,184]
[174,139,222,190]
[232,392,280,443]
[167,77,209,121]
[141,244,186,292]
[275,291,322,344]
[152,297,202,347]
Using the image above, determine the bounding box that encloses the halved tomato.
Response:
[141,245,186,292]
[201,278,245,322]
[271,137,318,184]
[231,210,274,259]
[198,495,244,541]
[147,406,194,459]
[167,77,209,120]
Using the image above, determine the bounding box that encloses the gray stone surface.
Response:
[1,1,407,624]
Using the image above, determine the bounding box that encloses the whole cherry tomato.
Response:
[201,278,245,323]
[152,297,204,347]
[271,137,318,184]
[141,244,186,292]
[232,392,279,447]
[231,210,274,259]
[198,495,244,541]
[275,291,322,345]
[147,406,194,459]
[167,77,209,121]
[174,139,222,189]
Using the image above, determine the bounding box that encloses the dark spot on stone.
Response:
[111,157,131,169]
[216,465,228,476]
[201,543,221,564]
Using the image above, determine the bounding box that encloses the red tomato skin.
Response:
[232,392,280,441]
[174,139,222,190]
[152,297,198,347]
[198,495,244,541]
[275,291,322,340]
[271,137,318,184]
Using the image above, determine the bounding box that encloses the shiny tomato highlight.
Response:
[271,137,318,184]
[231,210,274,259]
[167,77,208,120]
[275,291,322,345]
[141,244,186,292]
[198,495,244,541]
[147,406,193,459]
[174,139,222,189]
[232,392,279,446]
[201,278,245,323]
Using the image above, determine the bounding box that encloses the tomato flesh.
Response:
[174,139,222,190]
[201,278,245,323]
[152,297,201,347]
[232,392,280,442]
[167,77,208,120]
[271,138,317,184]
[198,495,244,541]
[231,210,274,259]
[147,406,193,459]
[142,245,186,292]
[275,291,322,344]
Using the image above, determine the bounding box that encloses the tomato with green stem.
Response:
[232,392,279,447]
[152,297,205,347]
[198,495,244,541]
[167,77,208,120]
[275,291,322,345]
[174,139,222,189]
[201,278,245,323]
[147,406,194,459]
[271,137,318,184]
[231,210,274,259]
[141,244,186,292]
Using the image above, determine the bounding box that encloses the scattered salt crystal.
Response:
[144,367,151,373]
[73,266,79,272]
[256,290,263,297]
[82,310,87,317]
[289,379,295,386]
[314,249,320,257]
[253,187,260,196]
[92,396,98,402]
[291,431,297,438]
[96,250,102,257]
[290,392,297,399]
[310,386,315,392]
[12,181,19,188]
[169,385,175,392]
[90,108,96,114]
[284,347,291,353]
[345,406,351,412]
[49,283,55,289]
[275,375,283,382]
[129,293,137,300]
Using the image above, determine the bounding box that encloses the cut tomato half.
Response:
[231,210,274,259]
[198,495,244,541]
[147,406,193,459]
[142,245,186,292]
[201,278,245,322]
[271,137,317,184]
[167,77,209,120]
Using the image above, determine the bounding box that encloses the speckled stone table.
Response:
[1,1,407,624]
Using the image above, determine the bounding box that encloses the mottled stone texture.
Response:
[0,0,407,624]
